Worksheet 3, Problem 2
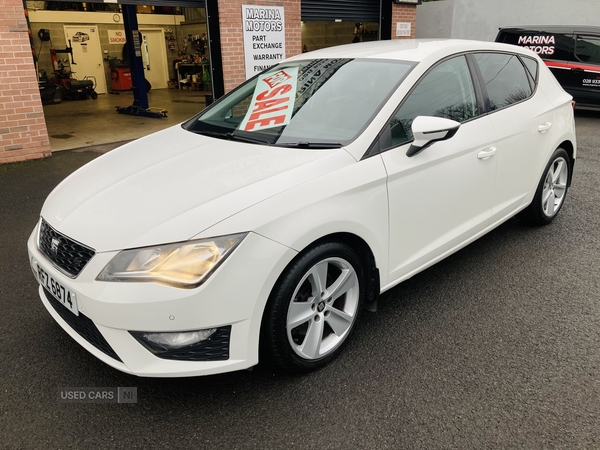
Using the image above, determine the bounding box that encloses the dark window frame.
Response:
[363,50,541,160]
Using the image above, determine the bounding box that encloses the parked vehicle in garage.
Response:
[28,39,576,377]
[496,25,600,109]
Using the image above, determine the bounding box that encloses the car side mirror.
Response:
[406,116,461,157]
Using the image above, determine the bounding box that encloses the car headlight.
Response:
[96,233,247,289]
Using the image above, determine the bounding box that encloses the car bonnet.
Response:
[40,125,354,252]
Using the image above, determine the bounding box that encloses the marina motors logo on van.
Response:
[517,35,556,55]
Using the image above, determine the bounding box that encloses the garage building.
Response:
[0,0,418,164]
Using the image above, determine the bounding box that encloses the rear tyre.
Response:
[261,242,366,373]
[90,91,98,100]
[520,147,570,226]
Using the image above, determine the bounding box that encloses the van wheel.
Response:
[261,242,365,373]
[520,148,570,225]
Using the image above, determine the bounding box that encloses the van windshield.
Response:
[184,58,415,148]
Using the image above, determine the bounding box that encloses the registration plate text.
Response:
[36,263,79,316]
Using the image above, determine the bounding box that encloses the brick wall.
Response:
[391,4,417,39]
[217,0,301,93]
[0,0,51,164]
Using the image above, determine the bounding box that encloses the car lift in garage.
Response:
[116,4,167,118]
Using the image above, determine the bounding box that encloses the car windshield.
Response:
[184,58,415,148]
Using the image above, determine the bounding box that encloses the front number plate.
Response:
[36,263,79,316]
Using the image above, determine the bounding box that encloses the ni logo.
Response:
[51,238,60,254]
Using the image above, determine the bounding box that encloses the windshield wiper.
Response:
[194,130,271,145]
[277,141,343,149]
[194,130,234,141]
[225,132,271,145]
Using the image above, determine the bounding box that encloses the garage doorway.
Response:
[63,25,108,94]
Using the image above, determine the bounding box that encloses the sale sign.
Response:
[239,67,298,132]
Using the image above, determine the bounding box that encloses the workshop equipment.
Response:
[110,60,133,91]
[49,40,98,101]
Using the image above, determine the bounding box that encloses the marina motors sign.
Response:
[242,5,286,79]
[240,67,298,132]
[517,35,556,55]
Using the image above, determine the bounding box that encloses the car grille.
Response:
[43,288,122,362]
[38,219,95,278]
[130,326,231,362]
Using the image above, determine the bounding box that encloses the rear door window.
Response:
[474,53,533,111]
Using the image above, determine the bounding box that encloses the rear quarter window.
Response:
[521,56,539,83]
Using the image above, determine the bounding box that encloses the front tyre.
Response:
[521,148,570,226]
[261,242,366,373]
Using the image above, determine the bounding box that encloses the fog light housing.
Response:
[142,329,217,350]
[130,325,231,361]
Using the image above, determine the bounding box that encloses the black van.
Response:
[496,26,600,109]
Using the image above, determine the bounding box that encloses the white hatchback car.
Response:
[28,40,576,377]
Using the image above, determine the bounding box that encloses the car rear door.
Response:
[379,55,498,283]
[471,52,556,222]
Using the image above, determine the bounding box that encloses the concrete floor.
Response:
[42,88,209,151]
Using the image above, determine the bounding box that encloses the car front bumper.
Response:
[27,228,297,377]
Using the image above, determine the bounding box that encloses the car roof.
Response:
[286,39,529,63]
[499,25,600,35]
[287,39,536,62]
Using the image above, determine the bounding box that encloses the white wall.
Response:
[416,0,454,39]
[417,0,600,42]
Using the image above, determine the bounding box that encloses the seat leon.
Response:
[27,39,576,377]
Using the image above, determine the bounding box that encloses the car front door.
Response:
[380,55,498,283]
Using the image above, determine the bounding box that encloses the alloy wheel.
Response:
[286,257,360,360]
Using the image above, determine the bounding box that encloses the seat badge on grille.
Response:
[51,238,60,254]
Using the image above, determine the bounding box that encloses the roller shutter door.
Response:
[302,0,380,23]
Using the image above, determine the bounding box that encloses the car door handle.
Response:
[538,122,553,133]
[477,147,497,160]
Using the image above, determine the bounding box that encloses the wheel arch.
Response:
[258,232,380,371]
[276,232,381,312]
[558,139,575,187]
